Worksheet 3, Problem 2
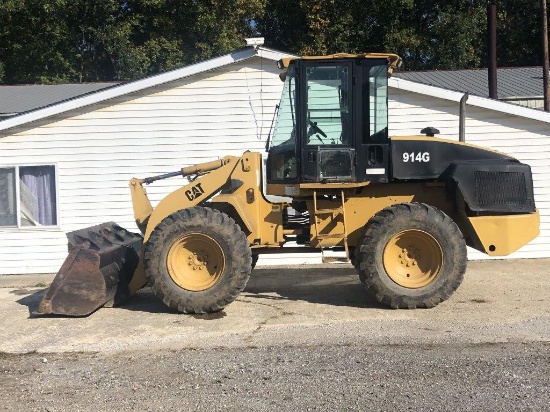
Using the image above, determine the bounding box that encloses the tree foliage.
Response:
[259,0,490,70]
[0,0,548,84]
[497,0,544,67]
[259,0,548,71]
[0,0,263,84]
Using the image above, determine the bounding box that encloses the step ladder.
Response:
[312,190,350,263]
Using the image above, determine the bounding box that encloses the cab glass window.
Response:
[269,66,298,180]
[367,64,389,143]
[305,64,351,145]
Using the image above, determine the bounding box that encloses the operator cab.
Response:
[266,54,401,187]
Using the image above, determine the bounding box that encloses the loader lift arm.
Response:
[129,155,240,238]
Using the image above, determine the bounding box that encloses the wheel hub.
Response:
[167,234,225,291]
[383,230,443,288]
[399,246,421,267]
[188,250,208,270]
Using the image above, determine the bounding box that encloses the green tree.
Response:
[0,0,263,84]
[497,0,544,67]
[64,1,145,81]
[1,0,547,84]
[0,0,77,83]
[383,1,487,70]
[259,0,489,70]
[258,0,358,55]
[127,0,263,66]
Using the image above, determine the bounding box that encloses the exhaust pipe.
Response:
[459,93,469,142]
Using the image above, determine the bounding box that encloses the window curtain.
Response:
[20,166,57,226]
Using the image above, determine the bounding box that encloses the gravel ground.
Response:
[2,342,549,411]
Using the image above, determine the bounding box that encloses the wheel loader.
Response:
[36,53,540,316]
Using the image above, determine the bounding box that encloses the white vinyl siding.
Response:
[0,56,283,273]
[0,230,67,273]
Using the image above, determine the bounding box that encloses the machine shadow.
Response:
[243,266,385,309]
[14,288,47,317]
[14,265,384,317]
[123,266,385,312]
[121,289,181,314]
[15,286,180,317]
[119,266,384,314]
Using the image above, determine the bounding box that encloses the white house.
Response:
[0,46,548,275]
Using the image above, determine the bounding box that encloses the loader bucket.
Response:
[35,222,143,316]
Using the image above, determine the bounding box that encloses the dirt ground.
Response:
[1,259,549,353]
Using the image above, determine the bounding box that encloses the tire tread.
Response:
[144,207,251,314]
[355,202,467,309]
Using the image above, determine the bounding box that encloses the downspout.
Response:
[542,0,550,111]
[459,93,469,142]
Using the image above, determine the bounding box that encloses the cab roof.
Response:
[278,53,402,75]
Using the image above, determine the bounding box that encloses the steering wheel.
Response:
[308,120,327,138]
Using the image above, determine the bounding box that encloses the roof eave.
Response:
[0,46,269,133]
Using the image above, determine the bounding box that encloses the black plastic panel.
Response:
[447,161,536,213]
[391,138,514,180]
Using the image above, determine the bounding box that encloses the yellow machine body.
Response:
[36,51,540,316]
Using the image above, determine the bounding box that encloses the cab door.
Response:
[354,62,391,183]
[300,61,355,182]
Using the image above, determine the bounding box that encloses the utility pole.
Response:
[488,1,498,99]
[542,0,550,111]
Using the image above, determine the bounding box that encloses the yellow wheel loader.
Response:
[36,53,540,316]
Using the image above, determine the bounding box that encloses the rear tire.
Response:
[144,207,251,313]
[355,203,466,309]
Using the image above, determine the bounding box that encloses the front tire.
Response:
[356,203,467,309]
[144,207,251,313]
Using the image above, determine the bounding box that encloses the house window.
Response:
[0,165,58,228]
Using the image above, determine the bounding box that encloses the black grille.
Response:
[474,171,529,206]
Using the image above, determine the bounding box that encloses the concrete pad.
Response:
[0,273,55,288]
[0,259,549,354]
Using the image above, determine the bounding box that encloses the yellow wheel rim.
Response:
[383,230,443,289]
[167,233,225,291]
